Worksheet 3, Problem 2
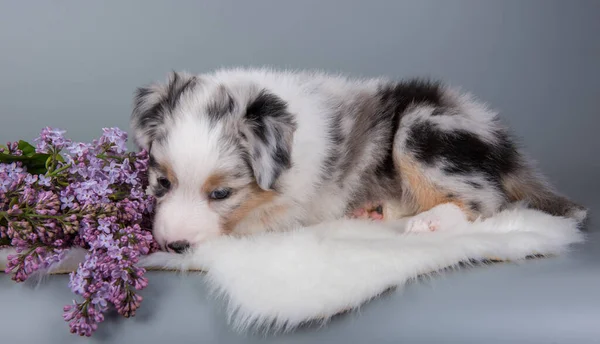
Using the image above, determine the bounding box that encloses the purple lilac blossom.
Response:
[0,127,159,337]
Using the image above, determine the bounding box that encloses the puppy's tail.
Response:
[502,165,588,225]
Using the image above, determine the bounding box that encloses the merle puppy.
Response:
[130,68,586,253]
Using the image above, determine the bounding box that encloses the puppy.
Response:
[130,68,587,253]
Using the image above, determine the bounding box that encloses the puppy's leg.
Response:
[396,154,493,222]
[390,106,513,228]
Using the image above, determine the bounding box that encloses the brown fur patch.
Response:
[502,173,528,202]
[397,156,476,221]
[257,204,289,228]
[166,167,177,186]
[221,184,277,233]
[201,173,226,194]
[155,160,178,187]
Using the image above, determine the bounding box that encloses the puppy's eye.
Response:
[157,177,171,190]
[209,187,232,200]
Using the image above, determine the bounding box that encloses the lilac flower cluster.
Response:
[0,127,159,337]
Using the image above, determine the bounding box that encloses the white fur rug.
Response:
[0,204,585,333]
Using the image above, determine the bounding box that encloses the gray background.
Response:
[1,1,599,343]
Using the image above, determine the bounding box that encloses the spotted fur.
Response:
[130,67,587,252]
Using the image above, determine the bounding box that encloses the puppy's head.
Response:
[131,71,296,252]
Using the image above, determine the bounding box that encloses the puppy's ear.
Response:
[130,71,198,150]
[240,90,297,190]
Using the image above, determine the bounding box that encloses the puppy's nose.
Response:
[167,240,190,254]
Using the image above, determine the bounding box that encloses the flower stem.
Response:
[96,153,127,161]
[47,163,72,177]
[27,213,78,219]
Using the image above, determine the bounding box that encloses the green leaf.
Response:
[0,153,30,162]
[27,166,49,175]
[0,152,52,174]
[0,140,64,175]
[17,140,37,157]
